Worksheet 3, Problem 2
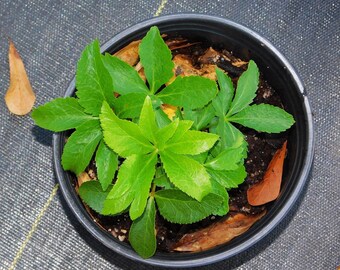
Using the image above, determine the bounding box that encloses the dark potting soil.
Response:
[73,38,288,252]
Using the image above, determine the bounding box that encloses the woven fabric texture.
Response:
[0,1,339,269]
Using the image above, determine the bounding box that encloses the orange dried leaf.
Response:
[173,54,200,77]
[166,38,199,50]
[199,64,217,80]
[232,60,248,67]
[77,172,91,187]
[5,40,36,115]
[114,40,141,66]
[198,47,221,64]
[172,54,217,80]
[138,67,146,82]
[161,104,177,120]
[173,212,266,252]
[75,172,91,194]
[247,141,288,206]
[114,35,167,66]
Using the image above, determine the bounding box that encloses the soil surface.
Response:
[73,37,288,252]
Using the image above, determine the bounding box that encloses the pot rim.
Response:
[53,13,315,268]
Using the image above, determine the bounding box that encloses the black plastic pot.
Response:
[53,14,314,268]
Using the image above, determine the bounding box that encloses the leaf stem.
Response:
[150,183,156,197]
[150,84,155,95]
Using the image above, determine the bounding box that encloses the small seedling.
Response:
[32,26,295,258]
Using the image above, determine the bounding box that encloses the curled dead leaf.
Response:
[172,54,217,80]
[232,60,248,68]
[199,47,247,76]
[198,47,222,64]
[134,61,143,72]
[199,64,217,80]
[173,55,200,77]
[5,40,36,115]
[166,38,199,50]
[114,40,141,66]
[75,171,91,194]
[78,171,91,184]
[247,141,288,206]
[173,211,266,252]
[113,35,188,67]
[138,67,146,82]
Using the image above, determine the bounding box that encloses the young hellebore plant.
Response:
[32,26,295,258]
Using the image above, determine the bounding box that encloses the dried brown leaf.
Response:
[172,54,217,80]
[166,38,200,50]
[75,171,91,194]
[199,64,217,80]
[161,104,177,120]
[232,60,248,67]
[166,38,187,48]
[173,55,200,77]
[198,47,221,64]
[5,40,36,115]
[134,61,143,72]
[138,68,146,82]
[78,171,91,186]
[114,40,141,66]
[173,211,266,252]
[247,141,287,206]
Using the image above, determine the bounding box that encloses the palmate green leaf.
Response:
[164,130,219,155]
[100,101,154,157]
[207,165,247,189]
[227,60,259,116]
[211,180,229,216]
[76,40,115,116]
[139,96,158,143]
[102,54,149,95]
[32,97,93,132]
[160,151,212,201]
[228,104,295,133]
[213,68,234,116]
[61,119,102,175]
[157,76,218,109]
[183,103,215,130]
[102,153,157,220]
[205,146,244,171]
[155,189,223,224]
[78,181,113,213]
[95,139,118,191]
[113,92,147,119]
[139,26,174,93]
[129,197,156,259]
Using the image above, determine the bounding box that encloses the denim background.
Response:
[0,1,339,269]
